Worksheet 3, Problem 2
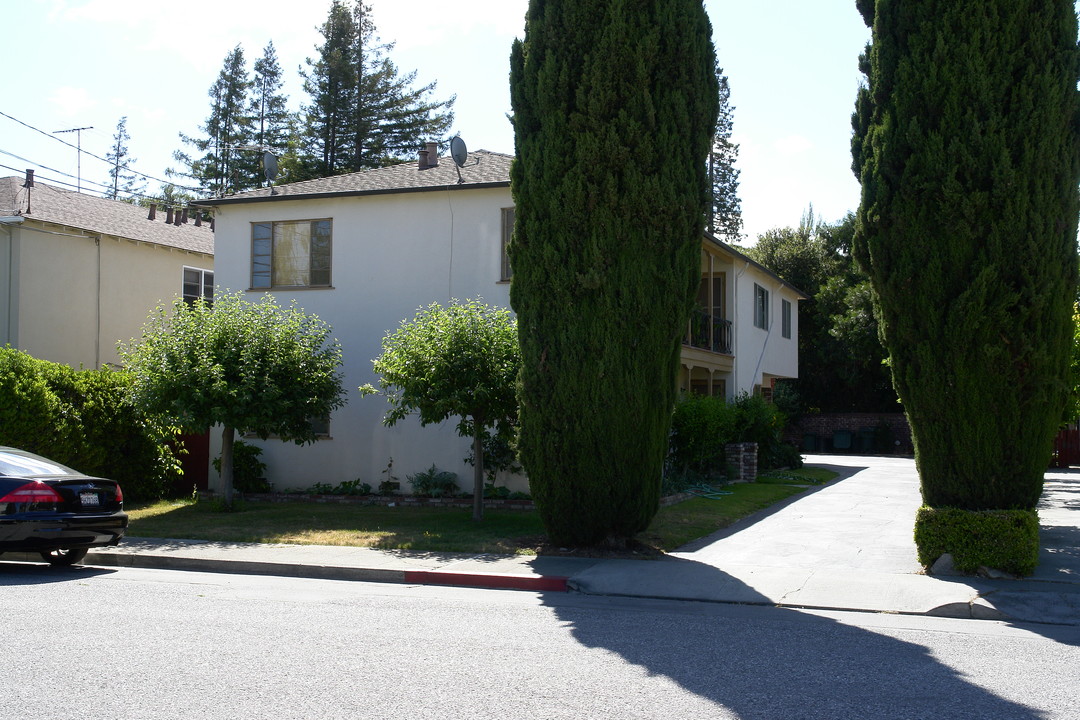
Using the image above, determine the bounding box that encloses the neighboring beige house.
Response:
[193,148,804,493]
[0,174,215,369]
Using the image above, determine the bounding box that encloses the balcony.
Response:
[685,309,732,355]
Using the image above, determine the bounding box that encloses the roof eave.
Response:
[191,180,512,208]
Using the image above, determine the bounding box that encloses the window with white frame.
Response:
[754,283,769,329]
[781,299,792,339]
[500,207,515,281]
[251,219,332,289]
[183,267,214,305]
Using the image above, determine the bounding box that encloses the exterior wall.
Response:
[2,222,213,368]
[785,413,913,455]
[731,260,800,396]
[209,187,517,495]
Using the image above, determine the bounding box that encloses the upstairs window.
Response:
[754,283,769,329]
[251,219,332,289]
[183,267,214,305]
[781,299,792,339]
[500,207,515,281]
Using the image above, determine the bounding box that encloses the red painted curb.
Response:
[403,570,568,592]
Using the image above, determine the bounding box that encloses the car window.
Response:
[0,449,82,477]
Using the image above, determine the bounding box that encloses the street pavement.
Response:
[8,454,1079,626]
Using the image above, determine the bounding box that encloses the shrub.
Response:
[914,506,1040,576]
[669,394,736,480]
[0,347,180,500]
[407,465,461,498]
[213,441,269,494]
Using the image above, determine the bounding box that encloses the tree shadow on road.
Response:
[547,557,1046,719]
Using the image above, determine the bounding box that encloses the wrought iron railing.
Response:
[685,310,732,355]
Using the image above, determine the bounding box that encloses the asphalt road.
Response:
[3,563,1079,720]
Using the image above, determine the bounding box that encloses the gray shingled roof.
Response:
[0,176,214,256]
[192,150,513,206]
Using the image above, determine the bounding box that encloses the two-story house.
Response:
[193,148,804,493]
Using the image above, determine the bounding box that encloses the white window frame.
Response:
[183,266,214,305]
[754,283,769,330]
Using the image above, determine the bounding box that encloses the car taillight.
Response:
[114,484,123,503]
[0,481,64,503]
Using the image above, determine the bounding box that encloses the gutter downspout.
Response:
[95,235,102,368]
[2,224,15,347]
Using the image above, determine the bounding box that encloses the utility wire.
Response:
[0,109,202,193]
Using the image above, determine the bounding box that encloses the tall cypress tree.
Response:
[509,1,718,546]
[852,0,1080,509]
[247,41,292,185]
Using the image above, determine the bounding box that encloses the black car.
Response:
[0,446,128,566]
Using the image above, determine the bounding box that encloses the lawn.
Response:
[128,467,836,556]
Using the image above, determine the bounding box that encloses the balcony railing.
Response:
[685,310,732,355]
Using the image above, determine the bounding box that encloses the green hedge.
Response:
[914,506,1040,576]
[668,393,801,481]
[0,347,181,500]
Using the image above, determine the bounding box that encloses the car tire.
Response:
[40,548,89,566]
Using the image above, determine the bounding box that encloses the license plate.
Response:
[80,491,100,507]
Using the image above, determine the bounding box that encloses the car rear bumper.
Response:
[0,512,128,551]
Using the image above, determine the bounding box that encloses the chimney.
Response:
[24,169,34,188]
[147,204,156,221]
[418,148,429,169]
[181,207,189,224]
[194,213,202,227]
[165,207,174,224]
[173,208,182,226]
[210,217,215,232]
[426,141,439,167]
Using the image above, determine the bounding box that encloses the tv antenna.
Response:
[450,136,468,184]
[53,125,93,192]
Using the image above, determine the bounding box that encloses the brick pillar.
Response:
[725,442,758,483]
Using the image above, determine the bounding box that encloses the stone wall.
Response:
[725,442,758,482]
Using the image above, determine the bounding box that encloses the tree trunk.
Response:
[220,425,236,508]
[472,422,484,522]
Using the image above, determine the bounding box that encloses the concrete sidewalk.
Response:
[6,455,1078,626]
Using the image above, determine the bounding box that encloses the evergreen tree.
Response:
[709,65,742,241]
[105,115,147,201]
[852,0,1080,509]
[173,45,256,195]
[247,41,293,185]
[299,1,454,178]
[509,1,718,546]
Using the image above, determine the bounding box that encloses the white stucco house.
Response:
[193,148,805,494]
[1,173,215,369]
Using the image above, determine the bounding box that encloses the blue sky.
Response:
[4,0,870,241]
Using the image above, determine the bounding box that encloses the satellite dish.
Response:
[263,152,279,183]
[450,136,468,168]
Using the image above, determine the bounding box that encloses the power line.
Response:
[0,109,203,193]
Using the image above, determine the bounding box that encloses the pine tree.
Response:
[509,1,719,546]
[709,66,742,242]
[247,41,293,185]
[105,116,146,201]
[299,1,454,179]
[173,45,256,195]
[852,0,1080,509]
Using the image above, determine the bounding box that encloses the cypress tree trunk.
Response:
[852,0,1080,509]
[509,1,718,546]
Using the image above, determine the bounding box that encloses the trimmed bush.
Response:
[914,506,1040,576]
[0,347,181,500]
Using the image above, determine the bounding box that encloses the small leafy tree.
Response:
[120,292,346,507]
[361,300,520,521]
